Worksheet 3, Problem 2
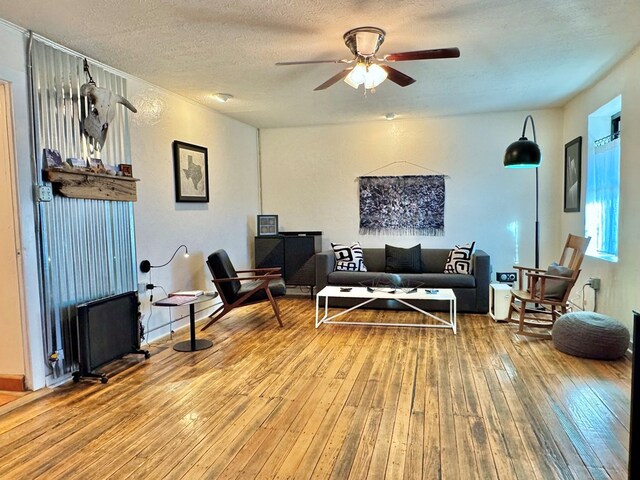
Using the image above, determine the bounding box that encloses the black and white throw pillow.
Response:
[331,242,367,272]
[444,242,475,274]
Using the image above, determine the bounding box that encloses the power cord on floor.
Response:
[143,285,169,347]
[580,280,599,312]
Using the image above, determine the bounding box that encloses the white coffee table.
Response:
[315,286,457,333]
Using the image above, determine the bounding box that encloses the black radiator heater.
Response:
[74,291,149,383]
[630,311,639,480]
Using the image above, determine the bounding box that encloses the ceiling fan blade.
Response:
[314,68,353,91]
[380,65,416,87]
[383,47,460,62]
[276,59,352,66]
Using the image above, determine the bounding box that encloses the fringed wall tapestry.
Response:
[359,175,445,235]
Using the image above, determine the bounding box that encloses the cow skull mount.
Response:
[80,83,137,150]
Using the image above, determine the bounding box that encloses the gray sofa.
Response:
[315,247,490,313]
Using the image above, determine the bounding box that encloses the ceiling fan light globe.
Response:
[350,64,367,84]
[343,75,360,89]
[366,63,388,88]
[364,76,379,90]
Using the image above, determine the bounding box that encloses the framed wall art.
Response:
[564,136,582,212]
[173,140,209,202]
[257,215,278,236]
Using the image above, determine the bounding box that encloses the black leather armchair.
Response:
[201,249,285,331]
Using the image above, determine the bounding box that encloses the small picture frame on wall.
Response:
[257,215,279,236]
[564,136,582,212]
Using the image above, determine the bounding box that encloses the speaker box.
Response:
[496,271,517,283]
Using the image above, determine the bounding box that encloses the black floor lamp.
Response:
[504,114,542,269]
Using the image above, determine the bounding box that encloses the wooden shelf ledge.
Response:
[44,169,140,202]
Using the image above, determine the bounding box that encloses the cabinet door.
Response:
[284,237,315,285]
[255,237,284,269]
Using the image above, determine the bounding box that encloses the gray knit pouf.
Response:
[552,311,630,360]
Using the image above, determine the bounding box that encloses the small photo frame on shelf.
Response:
[257,215,278,236]
[66,157,87,169]
[89,157,105,173]
[118,163,133,177]
[43,148,63,169]
[173,140,209,203]
[564,136,582,212]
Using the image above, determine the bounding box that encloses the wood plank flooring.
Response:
[0,297,631,479]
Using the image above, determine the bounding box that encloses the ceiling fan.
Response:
[276,26,460,92]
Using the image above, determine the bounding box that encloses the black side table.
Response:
[154,293,218,352]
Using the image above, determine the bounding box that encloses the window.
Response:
[585,96,621,262]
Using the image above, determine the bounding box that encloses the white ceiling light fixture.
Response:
[212,93,233,103]
[344,63,366,89]
[344,61,388,91]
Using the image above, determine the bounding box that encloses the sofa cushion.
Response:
[420,249,450,273]
[327,272,475,289]
[398,273,476,288]
[385,244,422,273]
[361,249,386,271]
[444,242,475,274]
[327,271,402,287]
[331,242,367,272]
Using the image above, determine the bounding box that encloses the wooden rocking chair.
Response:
[201,249,285,331]
[507,234,590,338]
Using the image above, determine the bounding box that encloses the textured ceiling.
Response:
[1,0,639,128]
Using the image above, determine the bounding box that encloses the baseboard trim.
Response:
[0,374,26,392]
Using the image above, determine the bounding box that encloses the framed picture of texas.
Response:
[173,140,209,202]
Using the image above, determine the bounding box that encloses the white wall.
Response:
[0,21,46,389]
[260,109,564,275]
[130,82,260,342]
[562,45,640,330]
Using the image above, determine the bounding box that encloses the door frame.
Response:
[0,80,31,388]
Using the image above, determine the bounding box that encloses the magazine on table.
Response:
[169,290,203,297]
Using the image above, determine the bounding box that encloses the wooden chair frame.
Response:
[507,234,590,339]
[201,266,284,331]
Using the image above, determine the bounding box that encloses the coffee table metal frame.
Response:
[315,286,456,333]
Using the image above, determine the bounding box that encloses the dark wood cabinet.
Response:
[255,232,322,292]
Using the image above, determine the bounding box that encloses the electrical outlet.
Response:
[589,278,601,290]
[34,185,53,202]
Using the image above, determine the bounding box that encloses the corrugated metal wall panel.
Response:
[31,40,136,377]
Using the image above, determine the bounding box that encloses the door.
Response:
[0,82,27,382]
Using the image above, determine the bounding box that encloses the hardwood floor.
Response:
[0,297,631,479]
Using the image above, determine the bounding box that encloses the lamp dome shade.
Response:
[504,137,541,168]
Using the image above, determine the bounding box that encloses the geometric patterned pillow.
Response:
[331,242,367,272]
[444,241,475,274]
